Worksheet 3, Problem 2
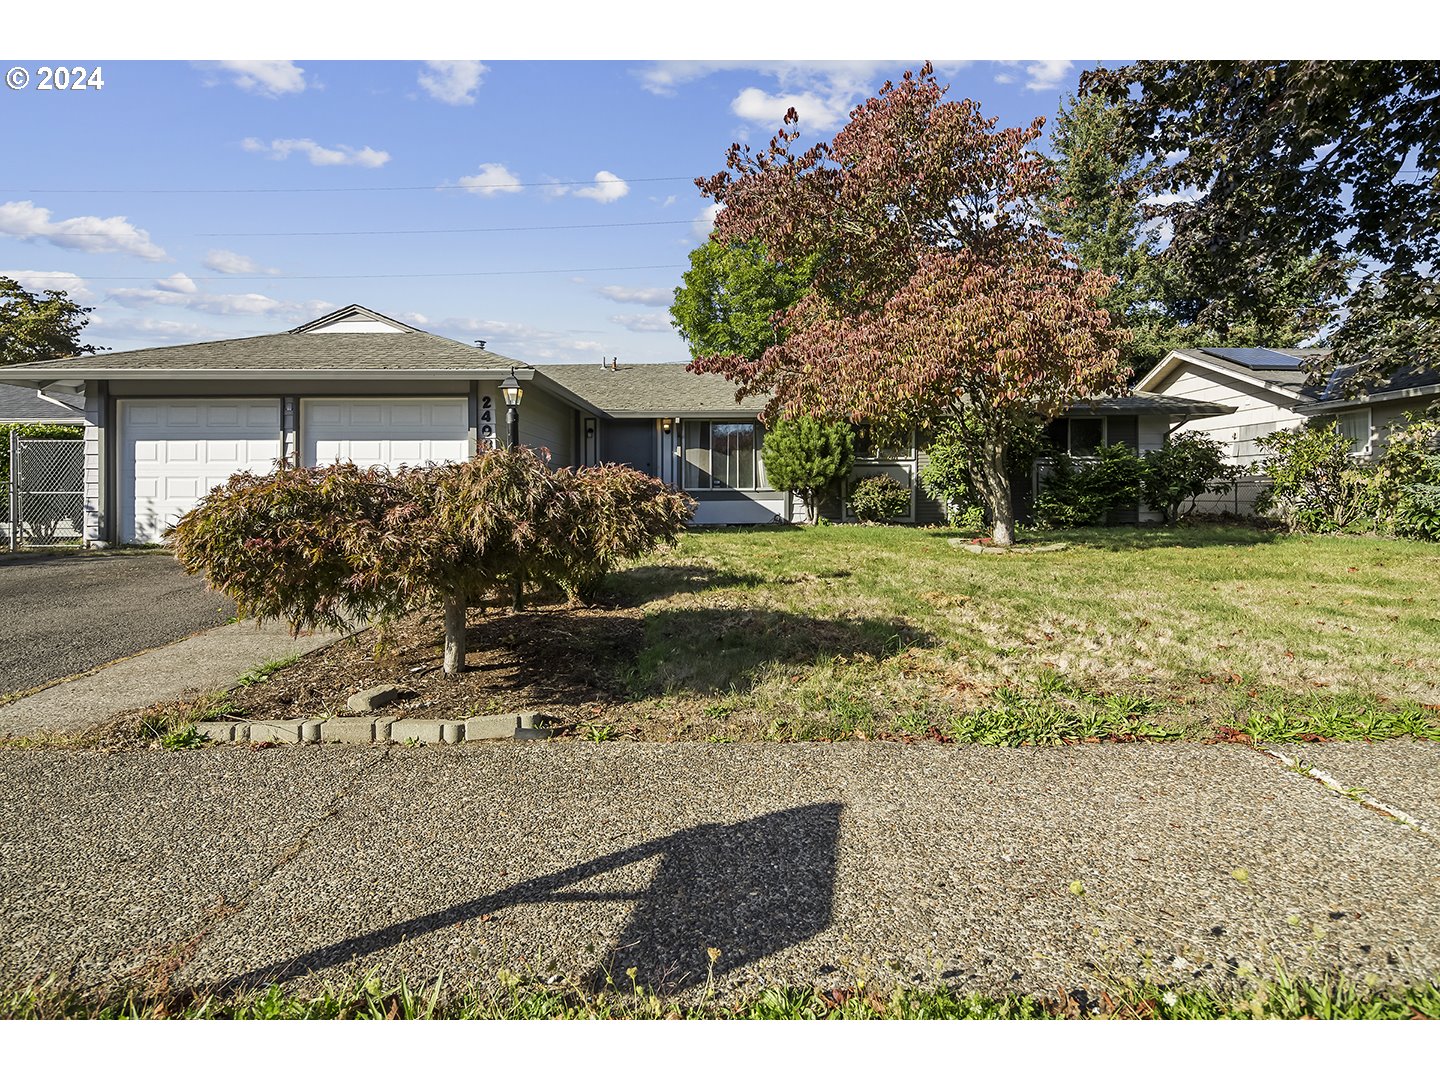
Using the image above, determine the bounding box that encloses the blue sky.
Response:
[0,60,1103,363]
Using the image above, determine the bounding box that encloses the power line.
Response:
[197,218,694,238]
[71,263,686,283]
[12,175,698,195]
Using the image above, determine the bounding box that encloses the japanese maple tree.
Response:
[689,64,1128,545]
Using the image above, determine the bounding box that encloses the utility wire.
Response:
[65,263,686,283]
[12,175,697,195]
[199,218,694,237]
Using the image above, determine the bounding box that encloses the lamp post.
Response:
[499,368,525,611]
[499,369,523,449]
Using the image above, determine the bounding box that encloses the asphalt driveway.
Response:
[0,551,235,697]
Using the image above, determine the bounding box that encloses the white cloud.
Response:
[731,87,850,131]
[572,171,630,203]
[634,61,895,99]
[610,313,672,333]
[86,313,212,344]
[418,61,487,105]
[455,163,524,197]
[0,201,167,261]
[0,270,93,301]
[106,286,328,319]
[692,204,721,241]
[242,137,390,168]
[154,272,198,294]
[203,249,279,275]
[206,61,308,97]
[993,60,1075,92]
[426,315,603,361]
[597,285,670,307]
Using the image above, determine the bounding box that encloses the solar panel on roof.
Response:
[1200,347,1307,370]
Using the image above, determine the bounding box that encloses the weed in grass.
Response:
[585,723,618,743]
[1243,703,1440,744]
[158,724,206,750]
[236,654,301,688]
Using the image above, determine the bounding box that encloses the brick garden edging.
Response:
[194,711,555,746]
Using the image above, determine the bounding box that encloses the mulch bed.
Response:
[226,600,644,735]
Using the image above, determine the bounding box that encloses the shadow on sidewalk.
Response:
[213,801,843,995]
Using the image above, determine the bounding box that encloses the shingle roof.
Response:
[0,328,523,375]
[1065,392,1235,418]
[535,362,767,417]
[1299,361,1440,413]
[1186,347,1328,393]
[0,382,85,422]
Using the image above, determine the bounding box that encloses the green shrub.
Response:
[758,417,854,524]
[1033,444,1144,529]
[848,475,911,522]
[1368,414,1440,540]
[919,422,985,528]
[1255,422,1374,532]
[1141,432,1235,523]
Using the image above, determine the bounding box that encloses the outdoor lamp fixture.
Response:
[500,369,523,408]
[500,367,523,451]
[661,417,673,434]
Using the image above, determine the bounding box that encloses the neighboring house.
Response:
[0,381,86,426]
[1135,347,1326,514]
[1294,363,1440,455]
[0,304,1232,542]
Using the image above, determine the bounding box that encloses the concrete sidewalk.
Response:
[0,621,347,738]
[0,741,1435,999]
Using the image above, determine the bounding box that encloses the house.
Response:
[1134,346,1439,512]
[0,382,86,426]
[0,304,1233,542]
[1293,362,1440,453]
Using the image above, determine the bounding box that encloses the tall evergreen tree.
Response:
[1043,94,1348,377]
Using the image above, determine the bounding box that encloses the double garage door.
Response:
[119,397,469,543]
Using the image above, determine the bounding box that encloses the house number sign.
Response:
[480,394,497,449]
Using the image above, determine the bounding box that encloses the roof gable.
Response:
[290,305,420,335]
[1135,349,1318,399]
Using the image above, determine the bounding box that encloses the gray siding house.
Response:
[0,304,1234,542]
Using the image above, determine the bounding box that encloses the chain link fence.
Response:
[4,432,86,550]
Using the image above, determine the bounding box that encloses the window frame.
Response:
[680,420,770,492]
[1334,408,1373,457]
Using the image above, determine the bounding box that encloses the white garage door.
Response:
[120,398,282,543]
[301,398,470,469]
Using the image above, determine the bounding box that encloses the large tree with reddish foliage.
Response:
[689,64,1128,545]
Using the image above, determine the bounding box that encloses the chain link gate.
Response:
[5,430,86,551]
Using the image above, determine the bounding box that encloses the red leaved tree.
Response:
[690,64,1129,544]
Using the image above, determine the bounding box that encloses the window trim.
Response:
[681,419,771,492]
[1057,416,1137,457]
[1334,408,1373,457]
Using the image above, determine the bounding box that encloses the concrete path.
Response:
[0,551,236,697]
[0,621,346,738]
[0,740,1435,1000]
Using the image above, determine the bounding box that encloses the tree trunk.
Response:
[981,440,1015,546]
[443,589,467,676]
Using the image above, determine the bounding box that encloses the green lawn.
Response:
[593,524,1440,743]
[8,971,1438,1019]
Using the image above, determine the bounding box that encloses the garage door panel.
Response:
[120,398,281,543]
[301,397,469,470]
